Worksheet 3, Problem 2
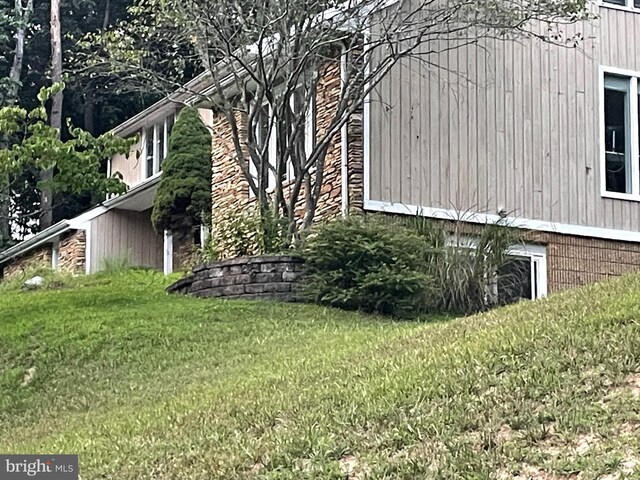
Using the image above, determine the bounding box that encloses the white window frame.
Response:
[249,103,277,196]
[504,243,548,300]
[249,90,315,197]
[600,66,640,201]
[446,236,548,300]
[600,0,640,12]
[140,112,176,182]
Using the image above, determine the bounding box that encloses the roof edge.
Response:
[0,221,71,264]
[0,175,162,266]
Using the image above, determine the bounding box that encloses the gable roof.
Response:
[0,175,161,265]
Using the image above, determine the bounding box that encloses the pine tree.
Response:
[151,108,212,237]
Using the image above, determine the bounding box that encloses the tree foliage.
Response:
[0,84,133,238]
[0,0,143,248]
[151,107,212,237]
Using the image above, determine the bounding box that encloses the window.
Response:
[496,253,546,303]
[446,237,547,305]
[287,88,316,181]
[498,245,547,302]
[602,0,640,9]
[248,87,315,195]
[602,71,640,197]
[142,111,177,179]
[249,104,276,192]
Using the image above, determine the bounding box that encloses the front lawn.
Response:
[1,270,640,479]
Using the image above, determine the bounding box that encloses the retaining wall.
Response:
[167,255,304,301]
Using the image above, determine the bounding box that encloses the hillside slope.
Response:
[1,271,640,479]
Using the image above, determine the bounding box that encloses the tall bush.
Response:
[300,214,525,318]
[151,108,212,237]
[432,222,520,314]
[300,216,436,318]
[203,205,287,261]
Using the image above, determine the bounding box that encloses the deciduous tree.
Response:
[0,84,133,241]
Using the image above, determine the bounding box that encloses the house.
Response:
[2,0,640,300]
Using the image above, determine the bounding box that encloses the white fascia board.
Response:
[108,0,372,139]
[364,199,640,244]
[67,206,109,229]
[0,221,71,263]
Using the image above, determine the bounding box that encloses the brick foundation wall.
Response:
[209,60,363,258]
[167,255,304,301]
[528,231,640,293]
[58,230,86,274]
[392,217,640,294]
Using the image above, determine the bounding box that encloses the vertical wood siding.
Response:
[110,136,143,187]
[89,209,163,272]
[368,8,640,231]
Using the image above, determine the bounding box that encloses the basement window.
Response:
[495,251,546,303]
[602,71,640,197]
[446,237,547,305]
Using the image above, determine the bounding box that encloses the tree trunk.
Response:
[102,0,110,28]
[1,0,34,246]
[41,0,63,230]
[6,0,33,105]
[84,92,95,135]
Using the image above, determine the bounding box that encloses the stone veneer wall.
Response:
[58,230,86,274]
[2,229,86,279]
[209,60,363,258]
[2,247,53,279]
[167,255,304,301]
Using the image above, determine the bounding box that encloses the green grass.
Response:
[2,270,640,479]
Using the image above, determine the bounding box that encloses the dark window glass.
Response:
[603,0,627,5]
[634,0,640,7]
[604,87,629,193]
[156,122,165,170]
[193,226,201,246]
[497,256,532,305]
[167,114,175,136]
[145,127,154,178]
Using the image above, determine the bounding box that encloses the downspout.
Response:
[340,45,349,216]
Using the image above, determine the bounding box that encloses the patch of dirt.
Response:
[250,462,264,474]
[339,455,369,480]
[574,433,599,456]
[625,374,640,396]
[598,473,620,480]
[495,425,514,444]
[616,421,640,436]
[295,459,311,472]
[496,464,579,480]
[20,366,36,387]
[620,450,639,474]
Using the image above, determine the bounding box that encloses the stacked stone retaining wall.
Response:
[167,255,304,301]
